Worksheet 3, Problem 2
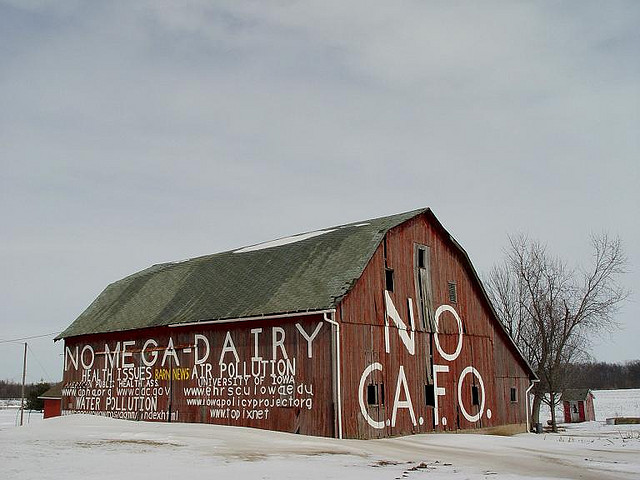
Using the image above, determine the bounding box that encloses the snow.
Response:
[232,221,369,253]
[591,389,640,421]
[0,401,43,428]
[2,407,639,480]
[2,389,638,479]
[233,229,337,253]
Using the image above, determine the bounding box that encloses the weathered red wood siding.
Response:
[337,213,531,438]
[578,401,586,422]
[563,401,572,423]
[43,398,62,419]
[61,314,334,437]
[585,394,595,421]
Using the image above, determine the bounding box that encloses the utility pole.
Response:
[20,342,27,426]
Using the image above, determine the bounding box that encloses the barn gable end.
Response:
[337,211,535,437]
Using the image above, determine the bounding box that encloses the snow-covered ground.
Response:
[0,399,43,428]
[591,389,640,421]
[1,389,639,480]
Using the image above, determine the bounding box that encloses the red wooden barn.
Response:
[562,389,596,423]
[56,208,536,438]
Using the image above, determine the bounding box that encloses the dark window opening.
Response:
[448,282,457,304]
[385,269,394,292]
[367,385,377,405]
[417,248,426,269]
[425,384,435,407]
[510,387,518,403]
[472,385,479,406]
[367,384,384,406]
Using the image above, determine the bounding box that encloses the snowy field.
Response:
[1,389,639,480]
[589,389,640,421]
[539,388,640,423]
[0,400,43,428]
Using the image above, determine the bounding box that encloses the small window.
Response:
[385,269,395,292]
[367,384,384,406]
[448,282,457,304]
[367,384,378,405]
[417,248,426,269]
[472,385,479,406]
[510,387,518,403]
[425,384,435,407]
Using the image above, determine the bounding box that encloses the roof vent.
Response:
[448,281,457,304]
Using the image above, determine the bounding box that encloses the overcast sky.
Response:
[1,1,638,383]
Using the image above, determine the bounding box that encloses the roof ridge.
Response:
[57,208,429,339]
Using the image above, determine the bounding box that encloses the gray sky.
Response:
[1,1,638,383]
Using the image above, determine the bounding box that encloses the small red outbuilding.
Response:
[38,383,63,419]
[562,389,596,423]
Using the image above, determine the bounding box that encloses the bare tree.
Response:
[487,234,628,431]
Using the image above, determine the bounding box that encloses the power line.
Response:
[0,332,61,344]
[27,344,54,383]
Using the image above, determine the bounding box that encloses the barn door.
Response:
[570,401,580,422]
[414,244,435,333]
[415,244,436,429]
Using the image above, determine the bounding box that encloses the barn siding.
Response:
[43,398,62,419]
[61,314,334,437]
[337,214,531,438]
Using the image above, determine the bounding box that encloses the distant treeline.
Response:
[0,380,53,399]
[1,380,30,398]
[566,361,640,390]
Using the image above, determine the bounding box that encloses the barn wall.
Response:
[61,314,334,437]
[563,401,572,423]
[585,394,596,421]
[338,213,531,438]
[43,398,61,419]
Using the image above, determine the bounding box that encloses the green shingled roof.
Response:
[38,382,63,400]
[57,208,428,339]
[562,389,593,402]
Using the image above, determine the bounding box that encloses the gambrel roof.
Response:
[58,208,427,339]
[562,389,594,402]
[55,207,538,379]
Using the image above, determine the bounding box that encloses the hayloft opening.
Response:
[448,281,457,304]
[385,269,394,292]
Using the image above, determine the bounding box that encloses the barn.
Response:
[56,208,537,439]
